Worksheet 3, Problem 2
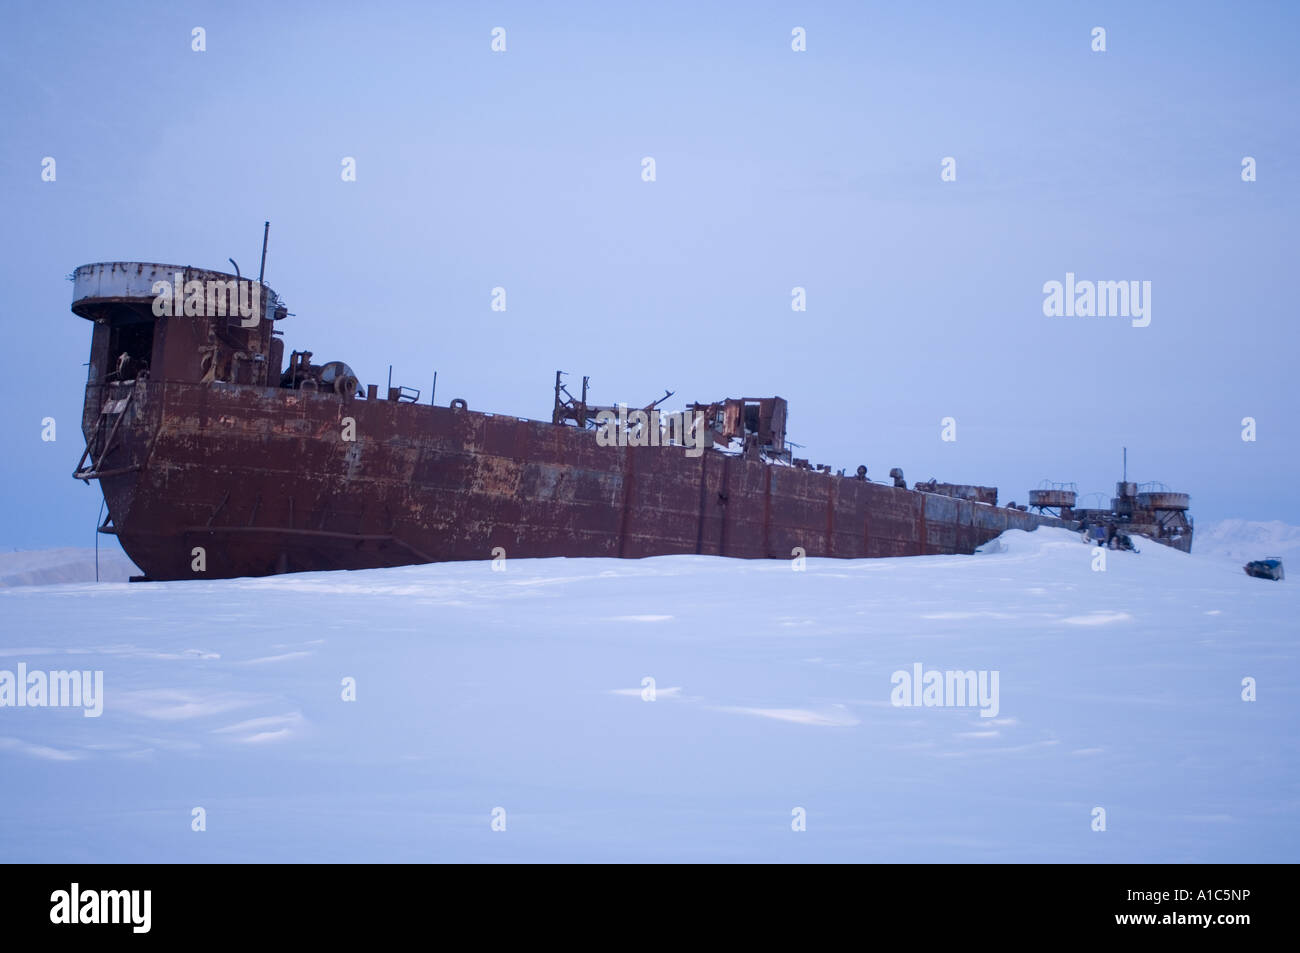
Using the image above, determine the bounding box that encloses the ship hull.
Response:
[85,380,1071,581]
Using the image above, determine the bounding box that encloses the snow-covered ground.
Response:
[0,526,1295,862]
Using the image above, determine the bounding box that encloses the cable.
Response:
[95,498,104,582]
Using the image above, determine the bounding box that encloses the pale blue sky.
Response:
[2,0,1297,548]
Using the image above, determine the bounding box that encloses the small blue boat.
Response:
[1244,558,1285,581]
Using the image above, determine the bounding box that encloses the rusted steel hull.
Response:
[84,380,1071,581]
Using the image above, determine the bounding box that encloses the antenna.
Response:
[258,221,270,284]
[1123,447,1127,483]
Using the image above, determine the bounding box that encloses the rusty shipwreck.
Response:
[70,259,1193,581]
